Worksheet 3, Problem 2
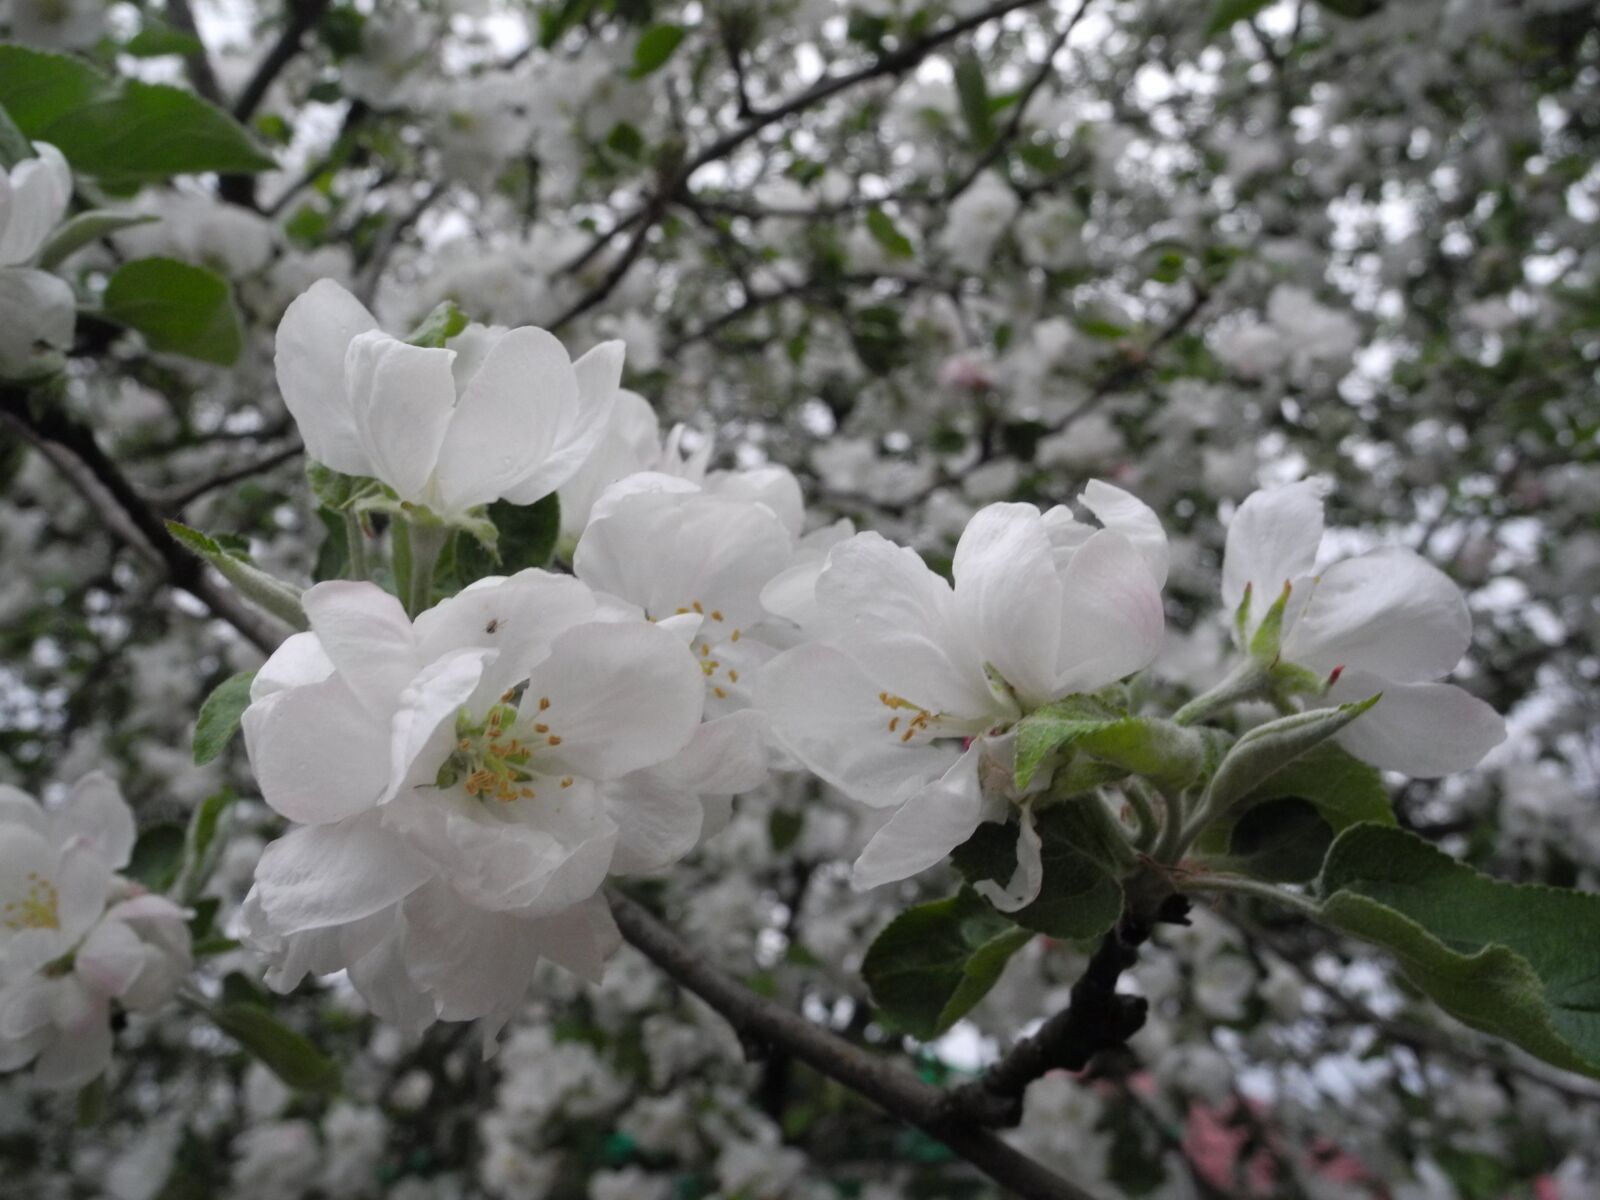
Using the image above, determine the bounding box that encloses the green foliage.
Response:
[404,299,469,348]
[1012,695,1207,792]
[36,212,159,270]
[865,208,914,259]
[862,889,1033,1039]
[0,101,31,167]
[1315,824,1600,1079]
[209,1003,342,1094]
[1205,0,1274,36]
[952,805,1126,939]
[166,522,309,630]
[127,823,185,892]
[192,672,256,766]
[1196,743,1393,881]
[0,44,273,180]
[124,21,205,59]
[630,24,688,78]
[174,788,239,902]
[1202,697,1380,817]
[453,493,562,580]
[953,52,994,146]
[102,258,244,365]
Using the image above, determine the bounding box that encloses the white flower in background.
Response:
[0,775,192,1090]
[1223,481,1506,775]
[759,482,1166,905]
[273,279,621,519]
[4,0,106,49]
[0,142,75,379]
[241,572,707,1036]
[1015,196,1088,271]
[937,172,1020,272]
[113,195,277,278]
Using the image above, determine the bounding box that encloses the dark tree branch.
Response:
[606,887,1103,1200]
[1,388,287,656]
[163,0,226,106]
[152,440,304,510]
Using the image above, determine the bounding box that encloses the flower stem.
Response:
[1173,659,1270,726]
[1122,781,1159,852]
[403,519,448,617]
[1180,873,1321,918]
[1152,784,1189,864]
[344,509,368,581]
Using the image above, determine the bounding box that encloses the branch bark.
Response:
[607,887,1103,1200]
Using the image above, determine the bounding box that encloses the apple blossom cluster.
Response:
[0,774,192,1089]
[215,278,1509,1050]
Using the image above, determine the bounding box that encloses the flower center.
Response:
[433,695,573,803]
[3,871,60,931]
[879,691,942,744]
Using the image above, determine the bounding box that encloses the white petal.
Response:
[1078,480,1169,589]
[972,806,1044,912]
[1327,669,1506,777]
[757,643,960,807]
[250,815,430,934]
[344,330,456,503]
[852,749,985,890]
[0,145,72,266]
[384,648,493,802]
[523,622,703,780]
[300,580,418,714]
[55,841,113,945]
[953,503,1064,708]
[815,533,995,719]
[1222,481,1325,620]
[250,631,334,701]
[399,881,541,1023]
[54,772,135,870]
[1051,530,1165,694]
[705,465,806,539]
[1283,548,1472,682]
[73,917,148,999]
[348,926,436,1038]
[557,388,661,538]
[650,710,771,797]
[0,267,76,374]
[433,326,576,513]
[496,339,623,506]
[32,1010,112,1091]
[242,672,392,825]
[522,893,621,985]
[604,774,703,876]
[273,279,378,476]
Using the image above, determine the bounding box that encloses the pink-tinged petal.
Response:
[344,330,456,502]
[301,580,417,713]
[433,327,577,513]
[1283,548,1472,683]
[521,893,621,985]
[251,814,430,934]
[1327,669,1506,777]
[55,841,113,945]
[74,917,147,999]
[1222,481,1325,619]
[973,806,1044,912]
[604,774,703,876]
[523,622,703,780]
[953,503,1064,709]
[816,533,995,719]
[1078,480,1169,589]
[1052,530,1165,694]
[757,643,960,807]
[852,749,985,890]
[273,279,378,476]
[55,772,135,870]
[400,881,542,1023]
[242,672,392,825]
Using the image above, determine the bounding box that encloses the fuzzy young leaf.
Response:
[192,672,255,765]
[166,521,308,630]
[36,211,159,270]
[103,258,244,365]
[174,788,238,901]
[1314,823,1600,1079]
[210,1003,341,1093]
[862,890,1033,1039]
[952,806,1125,939]
[1203,696,1380,818]
[1012,693,1123,791]
[405,299,468,348]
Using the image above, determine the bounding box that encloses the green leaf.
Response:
[0,102,32,168]
[1202,697,1380,818]
[1205,0,1274,36]
[0,44,274,179]
[124,21,205,59]
[862,889,1032,1039]
[1011,694,1204,792]
[404,299,468,348]
[455,493,562,579]
[865,208,914,259]
[174,788,239,901]
[102,257,244,365]
[193,673,255,765]
[166,521,308,630]
[1196,743,1393,881]
[127,823,185,892]
[36,211,159,270]
[1314,823,1600,1079]
[630,24,688,78]
[952,805,1126,939]
[210,1003,341,1093]
[953,52,994,146]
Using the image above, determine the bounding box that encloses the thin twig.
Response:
[607,887,1103,1200]
[153,440,304,511]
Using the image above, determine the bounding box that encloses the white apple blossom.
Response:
[759,482,1166,904]
[241,571,712,1036]
[0,142,74,378]
[273,279,621,520]
[0,775,192,1089]
[1223,481,1506,775]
